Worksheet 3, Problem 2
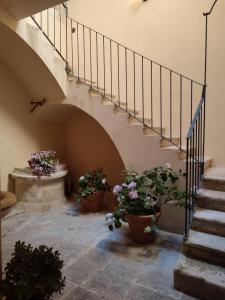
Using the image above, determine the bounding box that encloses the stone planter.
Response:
[80,191,104,213]
[126,212,161,244]
[11,167,68,212]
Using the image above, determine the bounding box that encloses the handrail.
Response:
[67,16,203,87]
[186,86,206,139]
[203,0,218,16]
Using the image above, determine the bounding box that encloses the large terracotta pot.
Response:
[126,212,161,244]
[80,191,104,212]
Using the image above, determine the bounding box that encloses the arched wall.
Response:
[64,107,125,209]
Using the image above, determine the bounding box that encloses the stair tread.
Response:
[204,167,225,181]
[175,254,225,286]
[161,145,185,150]
[194,207,225,224]
[187,229,225,253]
[198,188,225,200]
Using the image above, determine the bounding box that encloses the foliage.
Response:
[28,150,56,176]
[77,169,110,200]
[0,241,66,300]
[105,165,185,233]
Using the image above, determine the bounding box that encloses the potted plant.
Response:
[0,241,66,300]
[78,169,110,212]
[105,165,185,243]
[28,150,56,176]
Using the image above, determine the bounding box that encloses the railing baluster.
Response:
[180,75,183,149]
[191,80,193,124]
[103,36,106,97]
[160,65,162,136]
[125,47,128,112]
[151,61,153,128]
[66,6,68,63]
[89,28,92,87]
[83,25,86,82]
[185,137,189,240]
[133,52,136,117]
[96,32,99,91]
[41,12,43,29]
[170,70,172,142]
[142,56,144,124]
[54,7,55,46]
[47,9,49,37]
[71,19,74,75]
[117,44,120,105]
[60,5,62,53]
[77,22,80,80]
[110,39,113,101]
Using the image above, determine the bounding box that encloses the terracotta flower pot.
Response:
[80,191,104,212]
[126,212,161,244]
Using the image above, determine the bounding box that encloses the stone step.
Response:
[192,208,225,237]
[174,254,225,300]
[143,126,165,136]
[183,230,225,266]
[203,167,225,192]
[160,136,180,148]
[181,156,212,171]
[197,189,225,212]
[160,145,186,160]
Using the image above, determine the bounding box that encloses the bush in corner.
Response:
[0,241,66,300]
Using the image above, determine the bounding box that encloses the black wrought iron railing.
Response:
[184,86,206,240]
[184,0,218,239]
[31,2,204,151]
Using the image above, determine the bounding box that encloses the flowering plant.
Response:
[28,150,56,176]
[105,165,185,233]
[77,169,110,199]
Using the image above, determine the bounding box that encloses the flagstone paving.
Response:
[2,206,196,300]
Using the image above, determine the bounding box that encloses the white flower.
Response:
[166,162,172,169]
[106,218,114,226]
[79,176,85,181]
[102,178,106,184]
[105,213,114,226]
[105,213,113,220]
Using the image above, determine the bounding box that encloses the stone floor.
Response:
[2,205,196,300]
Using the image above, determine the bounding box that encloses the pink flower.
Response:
[129,190,138,199]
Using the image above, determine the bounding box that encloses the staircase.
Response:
[0,0,224,298]
[174,167,225,299]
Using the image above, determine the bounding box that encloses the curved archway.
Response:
[34,103,125,209]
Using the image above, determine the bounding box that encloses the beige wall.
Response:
[0,60,64,191]
[64,108,125,208]
[67,0,225,166]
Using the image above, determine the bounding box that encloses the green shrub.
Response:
[0,241,66,300]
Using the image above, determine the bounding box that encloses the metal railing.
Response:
[184,86,206,240]
[31,2,204,151]
[184,0,219,239]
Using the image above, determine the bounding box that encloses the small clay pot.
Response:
[80,191,104,212]
[126,212,161,244]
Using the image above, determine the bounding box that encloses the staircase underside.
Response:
[0,0,66,20]
[0,19,65,102]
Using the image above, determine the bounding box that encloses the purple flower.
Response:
[129,190,138,199]
[122,183,127,188]
[128,182,137,189]
[113,185,122,195]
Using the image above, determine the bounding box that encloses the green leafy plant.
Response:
[105,165,185,233]
[0,241,66,300]
[77,169,110,200]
